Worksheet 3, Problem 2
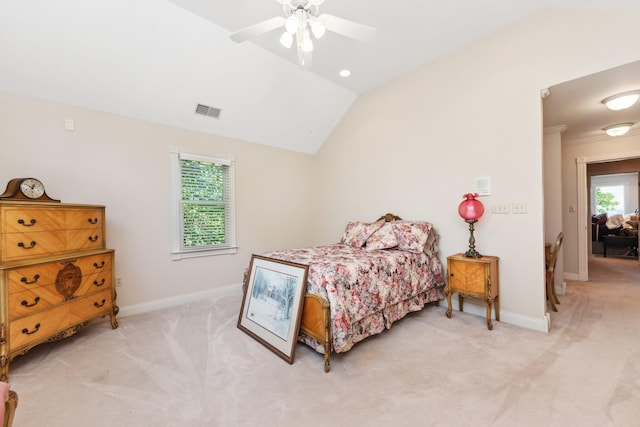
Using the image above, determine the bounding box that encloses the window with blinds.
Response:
[171,147,236,259]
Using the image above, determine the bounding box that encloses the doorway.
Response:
[577,152,640,280]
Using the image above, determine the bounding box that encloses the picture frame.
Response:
[238,255,309,364]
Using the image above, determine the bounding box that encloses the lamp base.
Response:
[464,248,482,258]
[464,219,482,258]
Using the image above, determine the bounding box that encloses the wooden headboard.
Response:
[376,213,402,222]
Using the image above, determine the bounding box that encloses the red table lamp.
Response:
[458,193,484,258]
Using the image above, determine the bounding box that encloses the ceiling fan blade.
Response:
[230,16,286,43]
[318,14,376,43]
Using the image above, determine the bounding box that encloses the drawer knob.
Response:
[93,261,105,269]
[94,299,106,308]
[93,278,106,287]
[88,217,99,225]
[21,296,41,308]
[17,218,37,227]
[20,274,40,285]
[21,323,41,335]
[17,241,37,250]
[88,235,99,243]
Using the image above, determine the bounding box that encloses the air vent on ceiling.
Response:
[195,103,221,119]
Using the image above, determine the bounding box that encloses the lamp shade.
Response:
[458,193,484,221]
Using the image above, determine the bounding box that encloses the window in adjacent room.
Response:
[590,172,639,216]
[171,147,236,259]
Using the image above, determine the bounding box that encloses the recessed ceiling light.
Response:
[601,90,640,110]
[339,69,351,78]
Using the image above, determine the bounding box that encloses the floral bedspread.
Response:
[263,244,445,353]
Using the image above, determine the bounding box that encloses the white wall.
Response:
[544,128,564,295]
[315,9,640,330]
[0,91,317,310]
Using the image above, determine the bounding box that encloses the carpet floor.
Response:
[8,256,640,426]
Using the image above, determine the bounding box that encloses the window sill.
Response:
[171,246,237,260]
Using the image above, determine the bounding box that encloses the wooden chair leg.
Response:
[552,284,560,305]
[547,280,557,312]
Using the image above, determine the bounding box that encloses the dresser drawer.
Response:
[2,231,66,261]
[1,207,65,233]
[9,283,60,318]
[7,251,113,294]
[8,262,61,293]
[65,208,104,230]
[9,288,113,351]
[73,252,112,274]
[75,270,112,298]
[9,271,111,319]
[66,228,104,251]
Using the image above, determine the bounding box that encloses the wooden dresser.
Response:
[0,201,118,380]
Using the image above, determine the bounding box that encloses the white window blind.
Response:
[171,147,236,259]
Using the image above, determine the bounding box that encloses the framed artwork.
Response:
[238,255,309,364]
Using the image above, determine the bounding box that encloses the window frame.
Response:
[170,146,237,260]
[591,172,639,216]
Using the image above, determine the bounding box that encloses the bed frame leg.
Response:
[323,298,331,373]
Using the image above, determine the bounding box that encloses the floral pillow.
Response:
[341,221,384,248]
[365,222,398,250]
[393,221,433,254]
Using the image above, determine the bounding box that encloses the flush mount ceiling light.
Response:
[601,90,640,111]
[603,123,634,137]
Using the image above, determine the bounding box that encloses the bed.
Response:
[246,213,445,372]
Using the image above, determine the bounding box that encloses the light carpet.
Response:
[8,256,640,426]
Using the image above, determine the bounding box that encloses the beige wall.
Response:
[2,9,640,330]
[544,128,564,292]
[0,91,316,310]
[316,9,640,330]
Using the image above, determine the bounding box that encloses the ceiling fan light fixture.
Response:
[301,32,313,52]
[285,16,299,33]
[309,20,326,38]
[603,123,634,137]
[279,31,293,48]
[602,90,640,111]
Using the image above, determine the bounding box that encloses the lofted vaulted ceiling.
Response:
[1,0,640,153]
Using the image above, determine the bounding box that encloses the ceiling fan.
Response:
[229,0,376,67]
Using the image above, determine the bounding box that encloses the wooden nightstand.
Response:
[445,253,499,330]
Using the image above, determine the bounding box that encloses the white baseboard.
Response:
[118,284,242,318]
[563,272,580,280]
[558,281,567,296]
[441,299,549,332]
[544,313,551,332]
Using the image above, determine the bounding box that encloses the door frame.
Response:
[577,149,640,280]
